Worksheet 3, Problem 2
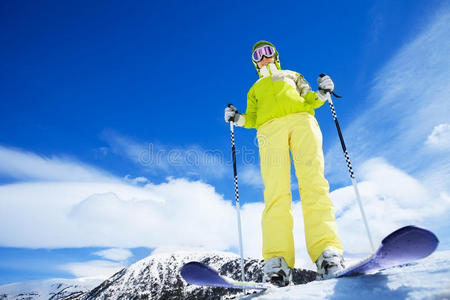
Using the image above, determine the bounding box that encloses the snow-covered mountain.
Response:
[0,277,102,300]
[77,251,315,299]
[2,250,449,299]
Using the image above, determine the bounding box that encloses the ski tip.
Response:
[180,262,211,283]
[180,261,232,287]
[382,225,439,244]
[381,225,439,259]
[180,261,269,290]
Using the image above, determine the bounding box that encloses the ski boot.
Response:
[315,248,345,280]
[262,257,292,287]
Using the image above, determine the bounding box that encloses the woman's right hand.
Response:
[224,104,238,123]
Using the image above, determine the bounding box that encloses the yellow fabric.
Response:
[257,112,343,267]
[243,64,326,130]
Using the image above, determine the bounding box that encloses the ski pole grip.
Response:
[319,74,331,93]
[227,103,238,123]
[319,74,342,98]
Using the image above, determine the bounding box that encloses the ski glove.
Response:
[224,104,245,127]
[318,74,334,92]
[317,75,335,101]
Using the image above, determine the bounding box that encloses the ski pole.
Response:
[320,75,375,252]
[228,104,245,281]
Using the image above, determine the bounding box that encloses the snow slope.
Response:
[245,250,450,300]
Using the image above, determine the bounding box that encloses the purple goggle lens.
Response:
[252,45,275,62]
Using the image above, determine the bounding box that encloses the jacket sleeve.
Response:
[304,91,326,109]
[296,73,326,109]
[242,86,257,129]
[295,73,312,97]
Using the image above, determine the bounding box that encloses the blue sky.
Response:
[1,0,450,285]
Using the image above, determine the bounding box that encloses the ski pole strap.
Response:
[332,91,342,98]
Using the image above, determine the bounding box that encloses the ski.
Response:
[180,261,268,290]
[335,225,439,277]
[180,225,439,290]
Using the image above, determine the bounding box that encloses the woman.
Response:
[224,41,344,285]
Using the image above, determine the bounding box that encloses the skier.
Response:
[224,41,345,286]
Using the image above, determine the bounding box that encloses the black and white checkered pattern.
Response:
[328,101,355,179]
[234,176,240,202]
[328,102,338,121]
[230,128,241,205]
[344,150,355,179]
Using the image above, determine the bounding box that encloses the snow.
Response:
[1,250,449,299]
[243,250,450,300]
[0,277,102,299]
[78,250,246,299]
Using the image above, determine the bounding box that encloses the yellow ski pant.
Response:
[257,112,343,268]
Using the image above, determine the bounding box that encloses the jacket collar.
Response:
[259,63,279,78]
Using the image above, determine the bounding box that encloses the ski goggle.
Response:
[252,45,276,62]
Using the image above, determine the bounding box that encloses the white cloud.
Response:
[0,145,113,182]
[331,158,450,255]
[124,175,150,185]
[59,260,125,278]
[0,178,238,249]
[0,146,237,249]
[239,164,263,188]
[101,130,228,179]
[93,248,133,262]
[426,123,450,150]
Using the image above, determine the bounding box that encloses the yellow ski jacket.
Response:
[243,64,325,129]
